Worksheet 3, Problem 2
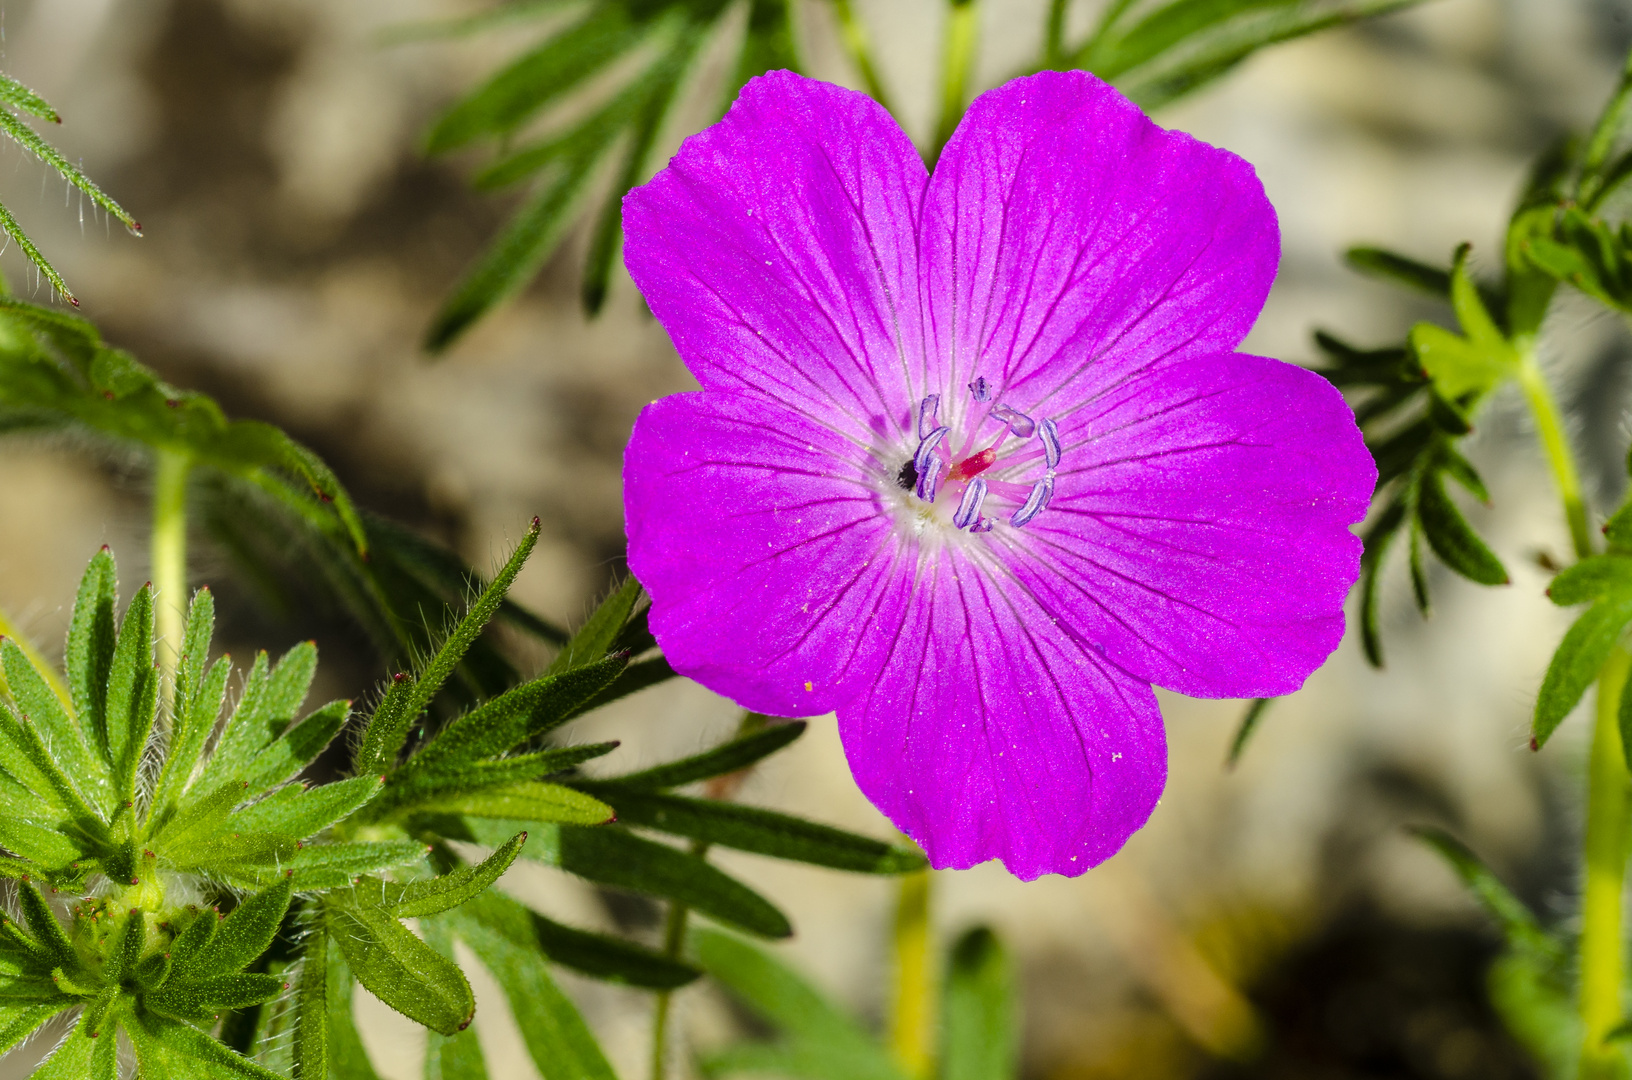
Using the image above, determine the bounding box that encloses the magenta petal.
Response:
[623,390,910,716]
[837,552,1166,881]
[623,71,929,444]
[920,70,1278,414]
[1008,351,1374,699]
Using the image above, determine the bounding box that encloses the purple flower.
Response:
[621,70,1374,880]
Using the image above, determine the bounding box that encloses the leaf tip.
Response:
[1530,736,1540,752]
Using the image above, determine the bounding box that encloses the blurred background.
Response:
[1,0,1630,1075]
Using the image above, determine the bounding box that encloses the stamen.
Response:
[1039,418,1061,470]
[917,394,941,439]
[914,425,948,479]
[990,403,1035,438]
[1011,476,1054,528]
[968,376,992,402]
[970,517,994,533]
[917,456,944,503]
[953,478,988,529]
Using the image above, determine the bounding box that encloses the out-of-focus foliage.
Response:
[411,0,1430,351]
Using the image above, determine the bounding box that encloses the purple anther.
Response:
[916,456,944,503]
[914,425,948,478]
[990,403,1036,438]
[1011,475,1054,528]
[917,394,941,439]
[968,376,992,402]
[1039,417,1061,470]
[970,516,994,534]
[953,478,988,529]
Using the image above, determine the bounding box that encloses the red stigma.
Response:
[949,448,997,482]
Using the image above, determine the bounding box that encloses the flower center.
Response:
[900,377,1060,534]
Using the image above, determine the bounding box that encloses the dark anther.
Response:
[896,458,919,491]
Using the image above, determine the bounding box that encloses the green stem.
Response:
[1043,0,1069,67]
[889,867,934,1079]
[0,605,71,711]
[151,449,191,708]
[648,900,688,1080]
[1581,646,1632,1077]
[929,0,979,164]
[827,0,896,117]
[1516,343,1593,561]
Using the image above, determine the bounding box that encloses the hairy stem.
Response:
[151,449,191,706]
[930,0,979,164]
[1516,343,1592,561]
[0,605,71,711]
[827,0,896,117]
[1581,646,1632,1078]
[890,866,934,1079]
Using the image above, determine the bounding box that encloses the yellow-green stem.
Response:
[890,867,934,1079]
[930,0,979,164]
[1516,344,1592,561]
[0,605,71,711]
[151,449,191,707]
[649,897,689,1080]
[828,0,896,117]
[1581,646,1632,1078]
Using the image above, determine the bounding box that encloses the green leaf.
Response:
[171,877,293,983]
[1549,555,1632,606]
[423,6,651,153]
[226,776,383,839]
[326,897,474,1035]
[1089,0,1298,80]
[151,657,232,821]
[1359,499,1407,667]
[18,882,75,969]
[379,831,526,919]
[0,75,60,122]
[238,699,352,796]
[475,819,793,938]
[451,891,619,1080]
[1413,827,1558,957]
[532,909,701,989]
[693,927,906,1080]
[187,972,286,1009]
[1410,323,1515,403]
[580,28,703,314]
[614,720,805,789]
[1344,246,1452,298]
[0,639,105,811]
[129,1009,288,1080]
[1416,470,1509,586]
[1112,0,1428,112]
[1224,698,1273,769]
[204,643,318,790]
[417,781,612,824]
[576,784,927,873]
[383,742,618,815]
[547,577,644,676]
[942,927,1016,1080]
[1533,595,1632,749]
[105,583,157,796]
[324,949,382,1080]
[0,1002,69,1056]
[0,110,137,232]
[292,926,327,1080]
[260,840,426,891]
[1488,950,1576,1079]
[420,918,491,1080]
[31,1019,106,1080]
[424,121,615,352]
[388,655,626,783]
[354,521,541,776]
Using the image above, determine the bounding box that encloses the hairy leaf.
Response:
[327,897,474,1035]
[613,720,804,789]
[1534,596,1632,748]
